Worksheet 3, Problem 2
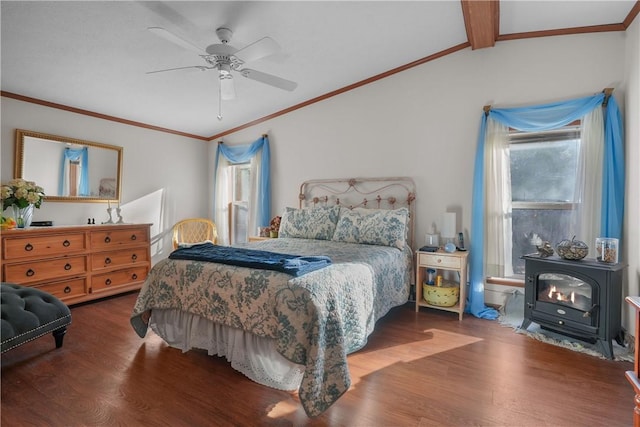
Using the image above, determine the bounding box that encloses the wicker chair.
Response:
[172,218,218,249]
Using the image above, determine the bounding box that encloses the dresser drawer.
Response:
[92,266,148,292]
[3,255,88,284]
[33,277,88,301]
[2,233,86,260]
[418,253,462,269]
[91,228,149,250]
[91,248,149,271]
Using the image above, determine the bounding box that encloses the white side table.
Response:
[415,249,469,321]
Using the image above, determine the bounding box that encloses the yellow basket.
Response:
[423,280,460,307]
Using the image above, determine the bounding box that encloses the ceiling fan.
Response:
[147,26,297,118]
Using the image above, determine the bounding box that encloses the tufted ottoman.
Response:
[1,283,72,353]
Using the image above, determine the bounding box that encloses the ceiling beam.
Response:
[461,0,499,50]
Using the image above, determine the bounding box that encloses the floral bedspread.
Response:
[130,238,411,417]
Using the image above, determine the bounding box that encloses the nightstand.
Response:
[415,249,469,321]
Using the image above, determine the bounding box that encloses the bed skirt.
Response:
[149,309,305,391]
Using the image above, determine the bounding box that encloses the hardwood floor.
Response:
[1,291,633,426]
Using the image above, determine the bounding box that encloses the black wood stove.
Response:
[521,254,625,359]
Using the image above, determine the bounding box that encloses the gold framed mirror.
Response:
[14,129,123,203]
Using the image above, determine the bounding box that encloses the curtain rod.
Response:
[218,133,267,144]
[483,87,614,115]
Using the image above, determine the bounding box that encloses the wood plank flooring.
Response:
[1,291,633,426]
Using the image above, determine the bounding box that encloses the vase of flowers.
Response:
[1,178,45,228]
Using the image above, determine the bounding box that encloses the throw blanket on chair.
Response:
[169,242,332,277]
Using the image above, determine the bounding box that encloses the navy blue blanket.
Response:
[168,243,332,277]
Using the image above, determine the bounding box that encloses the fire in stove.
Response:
[538,283,591,312]
[548,285,575,303]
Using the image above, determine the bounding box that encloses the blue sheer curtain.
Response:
[214,135,271,228]
[59,147,89,196]
[469,93,624,319]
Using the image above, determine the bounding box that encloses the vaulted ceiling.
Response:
[1,1,638,140]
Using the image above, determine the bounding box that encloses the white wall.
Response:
[0,98,210,262]
[623,16,640,335]
[2,30,637,332]
[214,32,632,310]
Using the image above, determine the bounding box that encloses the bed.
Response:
[130,177,416,417]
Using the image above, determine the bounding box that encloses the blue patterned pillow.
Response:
[278,206,341,240]
[332,207,409,249]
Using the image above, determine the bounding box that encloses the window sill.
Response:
[486,277,525,288]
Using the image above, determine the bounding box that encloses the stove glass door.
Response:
[537,273,592,312]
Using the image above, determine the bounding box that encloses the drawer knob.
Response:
[105,257,112,265]
[132,273,138,280]
[131,254,137,261]
[104,236,111,243]
[437,259,442,263]
[130,234,137,241]
[64,286,71,294]
[63,240,71,247]
[105,278,112,286]
[64,263,72,271]
[26,268,35,277]
[24,243,34,252]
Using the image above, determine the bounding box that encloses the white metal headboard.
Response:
[298,177,416,250]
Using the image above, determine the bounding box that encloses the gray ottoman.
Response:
[1,283,72,353]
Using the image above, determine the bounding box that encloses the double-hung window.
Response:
[509,125,581,275]
[228,163,251,245]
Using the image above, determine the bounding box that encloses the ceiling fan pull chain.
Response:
[217,83,223,121]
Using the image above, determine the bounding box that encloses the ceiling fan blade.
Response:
[146,65,213,74]
[220,76,236,100]
[239,68,297,91]
[148,27,205,54]
[233,37,280,63]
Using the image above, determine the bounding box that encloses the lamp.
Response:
[441,212,456,246]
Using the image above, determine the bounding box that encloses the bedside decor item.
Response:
[441,212,456,245]
[556,236,588,260]
[595,237,619,264]
[536,241,554,257]
[1,178,45,228]
[444,242,457,253]
[269,215,281,238]
[423,280,460,307]
[425,223,439,247]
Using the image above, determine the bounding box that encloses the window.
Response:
[228,163,251,244]
[509,125,581,275]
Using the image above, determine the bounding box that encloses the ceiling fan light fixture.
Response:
[219,62,232,76]
[220,75,236,100]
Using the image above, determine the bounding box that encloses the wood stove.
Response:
[521,254,625,359]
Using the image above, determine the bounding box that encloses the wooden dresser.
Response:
[1,223,151,305]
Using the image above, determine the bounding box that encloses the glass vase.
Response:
[12,204,34,228]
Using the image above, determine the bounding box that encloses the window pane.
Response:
[510,139,579,202]
[230,202,248,244]
[511,208,574,274]
[233,165,250,202]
